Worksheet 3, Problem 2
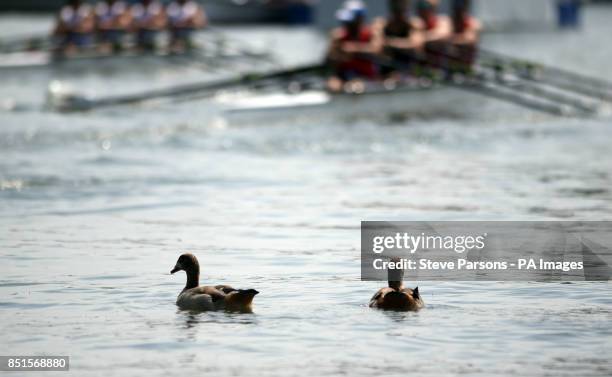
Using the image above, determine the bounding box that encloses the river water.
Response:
[1,5,611,377]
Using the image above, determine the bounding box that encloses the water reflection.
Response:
[379,309,423,324]
[180,312,201,330]
[177,310,258,330]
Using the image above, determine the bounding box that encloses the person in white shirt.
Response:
[53,0,95,54]
[166,0,207,52]
[131,0,167,51]
[95,0,132,53]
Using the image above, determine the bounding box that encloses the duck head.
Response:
[171,253,200,289]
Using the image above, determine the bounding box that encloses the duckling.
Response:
[369,258,424,311]
[170,253,259,312]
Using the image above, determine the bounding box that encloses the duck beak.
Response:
[170,262,182,274]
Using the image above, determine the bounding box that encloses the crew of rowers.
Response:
[327,0,481,91]
[53,0,207,54]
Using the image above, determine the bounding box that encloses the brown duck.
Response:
[170,253,259,312]
[369,258,424,311]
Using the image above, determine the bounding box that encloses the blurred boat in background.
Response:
[0,29,274,71]
[0,46,270,71]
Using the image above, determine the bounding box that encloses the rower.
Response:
[448,0,481,73]
[166,0,207,53]
[95,0,132,53]
[53,0,95,55]
[375,0,424,79]
[326,1,379,92]
[416,0,452,69]
[131,0,167,52]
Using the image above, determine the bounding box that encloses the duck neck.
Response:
[389,281,403,291]
[185,268,199,290]
[387,262,404,291]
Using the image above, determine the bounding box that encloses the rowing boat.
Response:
[45,52,609,117]
[212,81,477,124]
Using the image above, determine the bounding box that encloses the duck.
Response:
[369,258,424,311]
[170,253,259,312]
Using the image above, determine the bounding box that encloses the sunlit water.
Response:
[1,6,612,377]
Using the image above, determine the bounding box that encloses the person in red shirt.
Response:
[374,0,424,78]
[448,0,481,72]
[416,0,452,69]
[326,1,379,92]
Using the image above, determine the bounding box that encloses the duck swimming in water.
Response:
[170,253,259,312]
[369,258,424,311]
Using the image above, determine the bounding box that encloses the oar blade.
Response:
[47,63,326,112]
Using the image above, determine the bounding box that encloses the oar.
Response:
[0,27,271,54]
[0,34,53,53]
[165,50,579,115]
[479,47,612,90]
[191,34,277,72]
[207,27,265,54]
[201,27,278,67]
[477,48,612,101]
[48,63,326,111]
[480,58,612,102]
[370,53,592,116]
[411,46,605,115]
[171,56,575,116]
[450,74,585,116]
[490,75,600,114]
[167,46,592,117]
